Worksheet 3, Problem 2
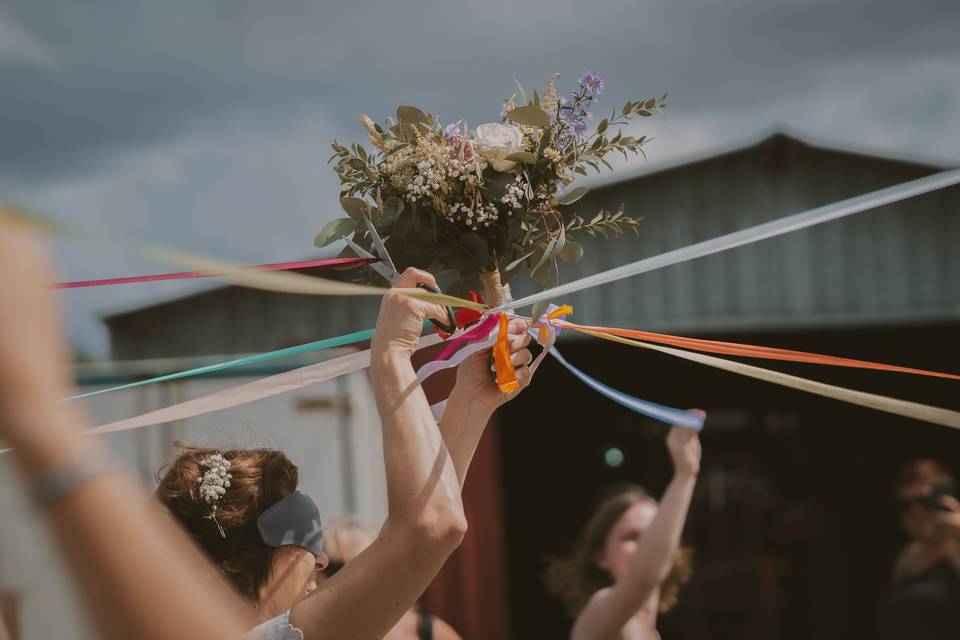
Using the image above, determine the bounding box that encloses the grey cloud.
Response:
[1,0,958,355]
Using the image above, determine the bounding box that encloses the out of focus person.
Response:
[320,516,463,640]
[880,459,960,640]
[546,416,702,640]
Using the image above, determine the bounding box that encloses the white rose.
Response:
[474,123,525,172]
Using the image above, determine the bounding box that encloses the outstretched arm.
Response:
[438,316,532,486]
[0,230,249,640]
[572,418,703,640]
[290,269,467,640]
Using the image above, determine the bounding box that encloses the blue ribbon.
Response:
[548,348,704,430]
[69,327,376,400]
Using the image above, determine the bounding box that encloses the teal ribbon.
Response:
[70,327,376,400]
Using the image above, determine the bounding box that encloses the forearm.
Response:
[290,353,465,639]
[370,351,464,535]
[625,473,697,591]
[9,410,249,640]
[437,386,495,487]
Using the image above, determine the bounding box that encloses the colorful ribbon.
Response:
[55,257,379,289]
[416,315,500,384]
[572,326,960,429]
[493,313,520,393]
[69,327,378,400]
[557,321,960,381]
[547,348,705,430]
[492,168,960,313]
[529,304,702,429]
[75,334,445,439]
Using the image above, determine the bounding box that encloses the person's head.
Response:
[894,459,956,543]
[545,484,692,617]
[155,444,326,607]
[318,516,378,580]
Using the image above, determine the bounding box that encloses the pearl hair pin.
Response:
[198,452,232,537]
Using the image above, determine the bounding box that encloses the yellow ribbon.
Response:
[570,326,960,429]
[0,202,485,311]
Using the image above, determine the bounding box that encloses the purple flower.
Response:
[443,120,463,140]
[579,70,605,97]
[574,120,588,137]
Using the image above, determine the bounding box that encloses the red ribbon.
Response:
[435,291,485,339]
[55,257,379,289]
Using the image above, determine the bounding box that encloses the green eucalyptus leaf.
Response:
[506,105,550,128]
[531,235,559,275]
[559,239,583,263]
[597,118,609,135]
[397,105,430,124]
[531,300,552,322]
[340,197,372,220]
[504,250,535,272]
[558,186,588,206]
[314,218,356,248]
[505,151,538,164]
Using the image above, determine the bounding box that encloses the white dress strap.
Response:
[246,610,304,640]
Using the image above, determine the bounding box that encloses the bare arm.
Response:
[290,269,467,640]
[438,317,532,486]
[0,231,249,640]
[572,420,703,640]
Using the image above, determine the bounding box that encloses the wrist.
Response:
[370,346,412,373]
[5,405,89,478]
[673,468,699,482]
[449,384,498,415]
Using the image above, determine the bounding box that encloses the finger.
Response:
[509,331,532,352]
[515,365,532,389]
[510,348,533,369]
[395,267,438,290]
[507,317,530,335]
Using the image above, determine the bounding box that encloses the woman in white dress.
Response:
[155,267,534,639]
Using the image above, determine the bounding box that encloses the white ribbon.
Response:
[493,169,960,313]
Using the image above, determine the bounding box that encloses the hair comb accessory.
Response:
[198,452,232,537]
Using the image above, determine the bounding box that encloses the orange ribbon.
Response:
[556,321,960,381]
[493,313,520,393]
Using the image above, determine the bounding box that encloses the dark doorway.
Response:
[499,323,960,640]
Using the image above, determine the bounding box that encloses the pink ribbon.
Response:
[55,257,378,289]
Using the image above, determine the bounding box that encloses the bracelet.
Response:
[31,448,115,509]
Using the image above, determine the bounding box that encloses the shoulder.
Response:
[246,610,305,640]
[570,588,616,640]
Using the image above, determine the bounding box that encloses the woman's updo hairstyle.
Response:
[155,443,299,599]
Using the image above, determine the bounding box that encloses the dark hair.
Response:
[894,459,955,493]
[545,484,693,616]
[154,443,299,600]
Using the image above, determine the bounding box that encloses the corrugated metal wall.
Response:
[106,134,960,360]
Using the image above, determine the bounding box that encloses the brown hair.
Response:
[154,443,299,600]
[894,459,955,493]
[545,484,693,616]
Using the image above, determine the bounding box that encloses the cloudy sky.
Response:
[2,0,958,357]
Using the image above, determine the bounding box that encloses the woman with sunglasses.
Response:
[880,459,960,640]
[155,267,534,639]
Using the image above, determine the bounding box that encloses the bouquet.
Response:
[317,71,666,304]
